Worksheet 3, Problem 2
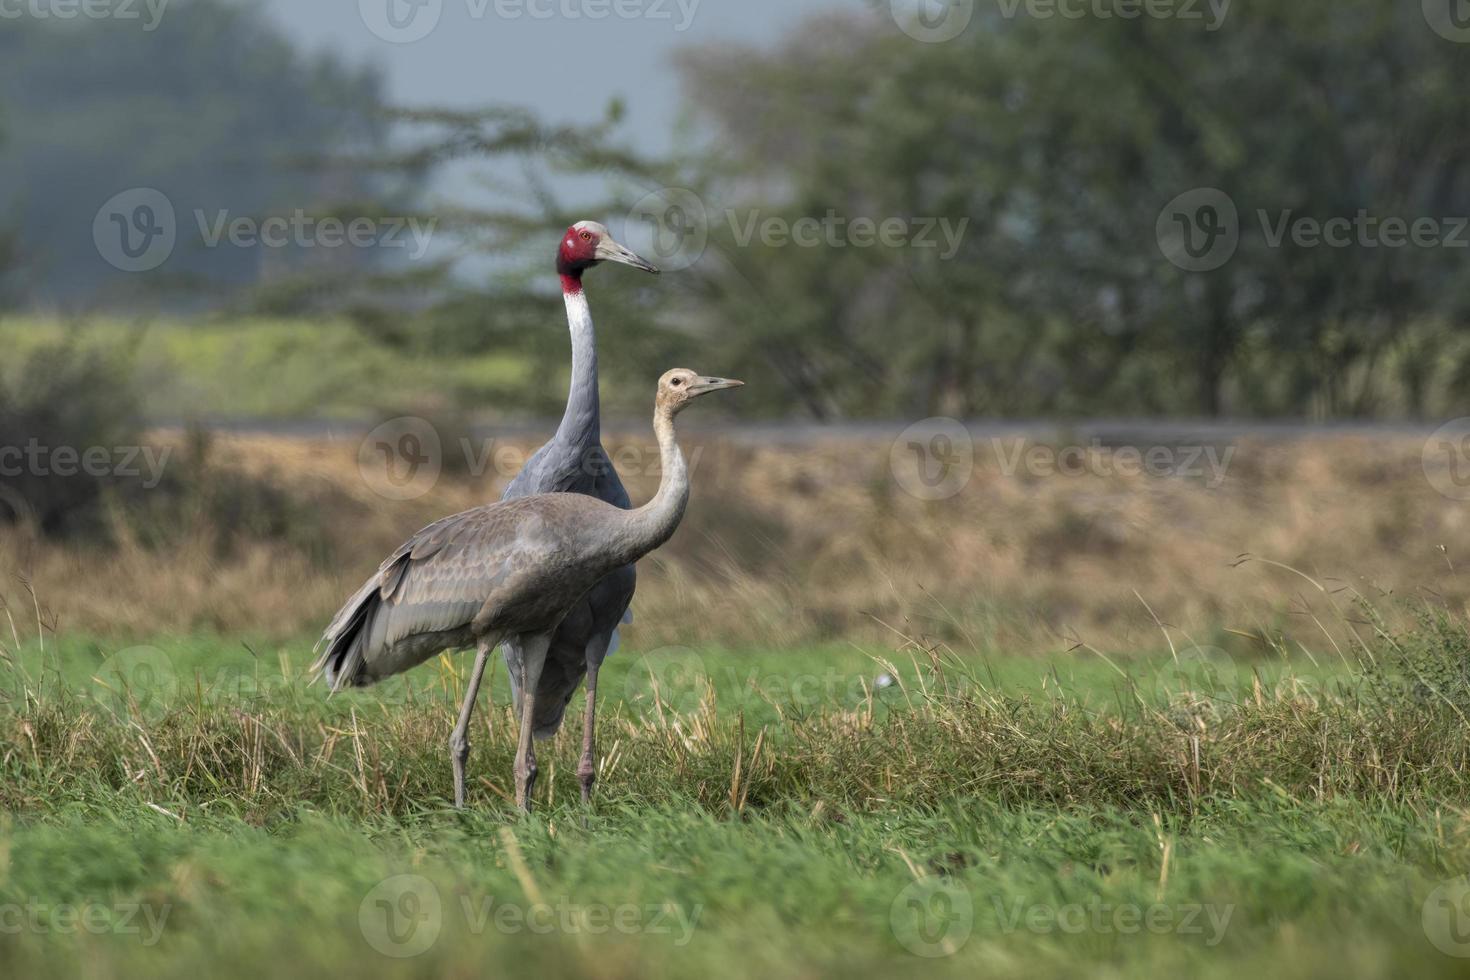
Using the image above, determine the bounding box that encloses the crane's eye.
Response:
[580,231,592,241]
[671,378,683,386]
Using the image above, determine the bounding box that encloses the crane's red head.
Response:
[557,220,659,293]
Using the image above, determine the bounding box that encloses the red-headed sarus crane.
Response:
[315,221,679,811]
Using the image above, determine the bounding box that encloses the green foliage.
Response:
[359,1,1470,419]
[7,1,1470,421]
[660,1,1470,417]
[0,635,1469,977]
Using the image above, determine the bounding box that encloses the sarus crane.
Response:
[313,369,742,811]
[497,221,657,806]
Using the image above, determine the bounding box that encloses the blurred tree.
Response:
[325,0,1470,421]
[9,0,1469,421]
[662,1,1470,418]
[0,0,398,310]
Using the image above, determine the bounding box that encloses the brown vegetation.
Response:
[1,428,1464,656]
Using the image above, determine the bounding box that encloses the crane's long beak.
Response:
[689,376,744,395]
[595,236,659,274]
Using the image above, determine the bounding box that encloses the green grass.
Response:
[1,627,1469,978]
[0,314,527,420]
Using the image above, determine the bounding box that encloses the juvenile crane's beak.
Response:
[595,236,660,274]
[688,376,744,396]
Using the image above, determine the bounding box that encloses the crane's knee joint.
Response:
[449,731,470,763]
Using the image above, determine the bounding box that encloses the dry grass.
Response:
[1,429,1463,654]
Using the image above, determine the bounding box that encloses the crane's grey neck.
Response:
[612,407,689,567]
[555,288,599,446]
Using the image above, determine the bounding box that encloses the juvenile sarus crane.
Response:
[313,369,742,811]
[499,221,656,806]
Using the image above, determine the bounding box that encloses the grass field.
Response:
[2,622,1469,979]
[7,315,1470,977]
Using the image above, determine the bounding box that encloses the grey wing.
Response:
[313,506,528,689]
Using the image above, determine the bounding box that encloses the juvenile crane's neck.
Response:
[613,407,689,567]
[555,277,600,446]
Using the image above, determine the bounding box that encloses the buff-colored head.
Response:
[655,368,744,416]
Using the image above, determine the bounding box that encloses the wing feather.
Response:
[315,504,538,687]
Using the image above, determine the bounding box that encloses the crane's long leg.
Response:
[577,632,613,805]
[450,636,496,810]
[577,661,601,804]
[514,633,551,813]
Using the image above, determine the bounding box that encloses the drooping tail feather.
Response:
[312,576,381,692]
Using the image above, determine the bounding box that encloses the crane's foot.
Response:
[514,759,538,813]
[450,732,470,809]
[577,757,596,806]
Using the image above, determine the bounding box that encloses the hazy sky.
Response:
[261,0,842,154]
